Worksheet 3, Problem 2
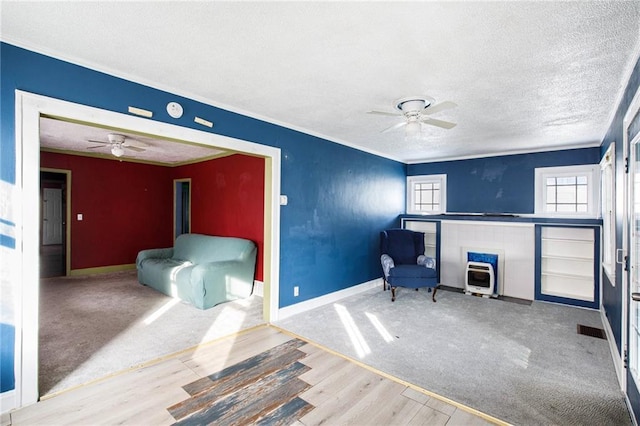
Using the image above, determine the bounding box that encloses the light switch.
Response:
[279,195,288,206]
[77,214,83,221]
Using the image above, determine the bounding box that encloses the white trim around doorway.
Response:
[14,90,282,409]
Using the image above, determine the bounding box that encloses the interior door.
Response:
[42,188,63,245]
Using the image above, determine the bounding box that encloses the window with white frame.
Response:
[534,164,600,218]
[407,174,447,214]
[600,144,615,281]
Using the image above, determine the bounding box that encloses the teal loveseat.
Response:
[136,233,257,309]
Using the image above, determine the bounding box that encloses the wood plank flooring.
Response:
[8,325,502,426]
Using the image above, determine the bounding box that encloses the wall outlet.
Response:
[293,286,299,297]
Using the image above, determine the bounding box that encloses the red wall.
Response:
[41,152,173,269]
[41,152,265,280]
[175,154,265,280]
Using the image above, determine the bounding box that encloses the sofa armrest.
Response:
[190,259,256,309]
[136,247,174,268]
[417,255,436,270]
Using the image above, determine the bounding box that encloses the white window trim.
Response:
[534,164,600,218]
[600,144,615,282]
[407,174,447,215]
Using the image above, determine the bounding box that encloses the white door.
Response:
[42,188,63,245]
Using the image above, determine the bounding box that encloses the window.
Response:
[534,165,599,218]
[600,144,615,281]
[407,175,446,214]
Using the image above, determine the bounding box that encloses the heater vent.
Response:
[577,324,606,340]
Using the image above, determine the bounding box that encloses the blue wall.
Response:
[408,148,600,214]
[0,43,406,393]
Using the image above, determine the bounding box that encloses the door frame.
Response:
[40,168,71,276]
[14,90,282,408]
[624,84,640,410]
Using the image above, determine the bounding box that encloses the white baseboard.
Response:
[276,278,382,321]
[0,390,16,416]
[601,307,624,390]
[253,280,264,298]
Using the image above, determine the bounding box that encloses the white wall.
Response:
[440,220,535,300]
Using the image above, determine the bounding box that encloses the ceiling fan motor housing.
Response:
[107,133,126,145]
[395,96,435,116]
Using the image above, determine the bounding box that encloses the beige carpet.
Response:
[39,271,264,396]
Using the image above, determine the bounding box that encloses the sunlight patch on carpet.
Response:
[365,312,394,343]
[334,303,370,358]
[143,298,180,325]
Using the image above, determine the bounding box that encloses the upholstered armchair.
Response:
[380,229,438,302]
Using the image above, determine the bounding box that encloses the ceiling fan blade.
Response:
[420,117,457,129]
[123,139,149,148]
[87,144,107,149]
[422,101,457,115]
[126,146,146,152]
[381,121,407,133]
[367,110,401,117]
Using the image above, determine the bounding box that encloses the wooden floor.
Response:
[7,325,502,426]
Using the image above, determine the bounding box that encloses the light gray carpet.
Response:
[276,287,631,426]
[39,271,264,396]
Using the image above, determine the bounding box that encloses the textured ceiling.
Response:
[39,117,227,165]
[2,1,640,163]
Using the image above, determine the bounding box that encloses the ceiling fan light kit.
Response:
[111,144,125,157]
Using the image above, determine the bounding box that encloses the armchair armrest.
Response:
[381,254,395,279]
[136,247,173,268]
[417,255,436,270]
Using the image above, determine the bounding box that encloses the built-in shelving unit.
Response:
[535,225,600,308]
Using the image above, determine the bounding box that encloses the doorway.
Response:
[39,170,70,277]
[174,178,191,239]
[15,90,282,408]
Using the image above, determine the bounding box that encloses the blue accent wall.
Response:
[0,42,406,393]
[408,148,600,214]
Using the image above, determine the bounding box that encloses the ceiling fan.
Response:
[368,96,457,137]
[87,133,148,158]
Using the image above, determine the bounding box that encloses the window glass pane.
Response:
[546,186,556,203]
[577,186,588,203]
[546,177,556,186]
[577,204,588,212]
[556,186,576,203]
[557,176,576,185]
[557,204,577,212]
[546,204,556,212]
[577,175,588,185]
[433,189,440,203]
